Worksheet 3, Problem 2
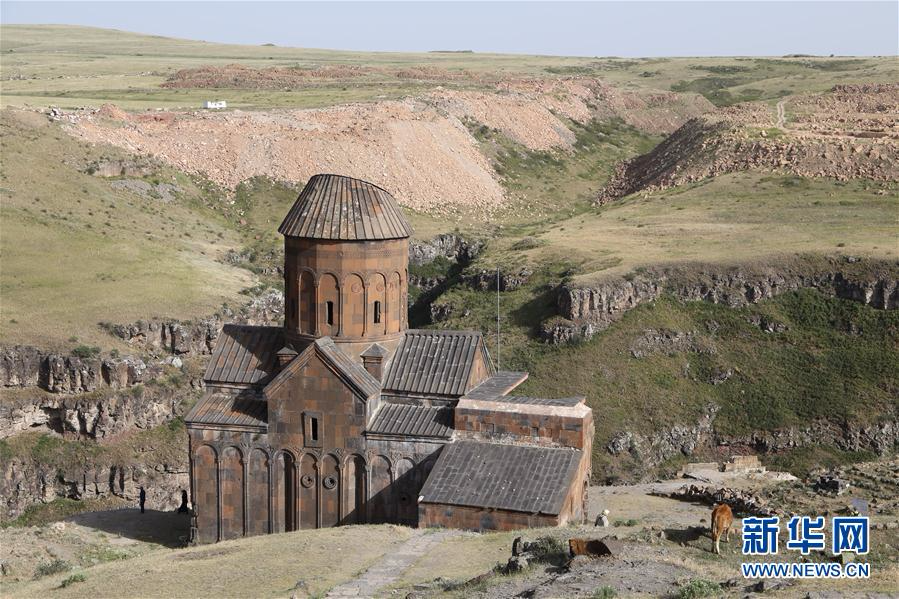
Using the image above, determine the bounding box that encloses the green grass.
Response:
[430,266,899,478]
[536,173,897,283]
[0,461,108,519]
[0,109,254,349]
[59,573,86,588]
[465,118,661,234]
[34,559,71,578]
[676,578,722,599]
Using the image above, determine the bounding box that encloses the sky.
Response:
[2,1,897,57]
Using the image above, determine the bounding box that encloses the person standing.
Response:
[178,489,189,513]
[139,486,146,514]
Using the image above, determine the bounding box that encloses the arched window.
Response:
[373,300,381,324]
[326,301,335,326]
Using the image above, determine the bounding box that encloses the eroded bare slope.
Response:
[598,84,899,203]
[62,77,710,214]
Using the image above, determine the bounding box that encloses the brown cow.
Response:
[569,538,615,558]
[710,503,733,554]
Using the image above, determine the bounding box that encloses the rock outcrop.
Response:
[606,407,899,483]
[409,233,483,267]
[465,267,533,292]
[1,452,189,521]
[0,384,191,440]
[1,348,157,395]
[597,85,899,203]
[552,258,899,342]
[103,289,284,356]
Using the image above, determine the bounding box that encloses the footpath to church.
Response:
[325,529,463,598]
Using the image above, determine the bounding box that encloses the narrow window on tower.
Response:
[304,411,323,448]
[326,301,334,326]
[373,300,381,324]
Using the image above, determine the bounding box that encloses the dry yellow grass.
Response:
[507,172,898,284]
[4,524,413,599]
[0,109,253,350]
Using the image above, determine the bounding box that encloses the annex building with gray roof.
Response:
[184,174,594,543]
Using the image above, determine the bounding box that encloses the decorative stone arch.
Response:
[368,453,394,524]
[343,272,366,337]
[387,271,403,334]
[247,447,270,536]
[196,443,219,458]
[367,272,388,336]
[342,452,367,469]
[220,446,245,540]
[320,453,341,527]
[299,270,316,335]
[193,444,219,543]
[342,453,367,525]
[298,452,318,529]
[273,449,297,533]
[318,272,341,336]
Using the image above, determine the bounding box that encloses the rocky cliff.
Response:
[605,406,899,483]
[1,348,160,394]
[0,384,191,440]
[102,289,284,356]
[2,444,188,521]
[547,257,899,342]
[0,381,195,519]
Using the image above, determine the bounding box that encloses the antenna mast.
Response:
[496,266,500,371]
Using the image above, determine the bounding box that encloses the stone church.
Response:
[185,174,593,543]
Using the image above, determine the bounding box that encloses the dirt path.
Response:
[776,99,787,128]
[326,529,462,598]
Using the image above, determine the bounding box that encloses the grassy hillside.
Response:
[0,109,253,349]
[2,25,896,110]
[430,266,899,476]
[541,173,897,284]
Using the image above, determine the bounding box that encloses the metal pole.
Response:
[496,266,500,371]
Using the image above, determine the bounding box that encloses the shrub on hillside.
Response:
[60,573,86,588]
[34,559,70,578]
[71,345,101,359]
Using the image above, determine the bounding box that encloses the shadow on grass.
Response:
[66,509,190,548]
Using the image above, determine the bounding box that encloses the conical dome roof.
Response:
[278,174,413,241]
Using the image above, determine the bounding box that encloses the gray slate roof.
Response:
[367,403,453,438]
[278,174,413,241]
[204,325,283,385]
[419,441,582,515]
[382,330,494,397]
[464,371,529,400]
[314,337,382,398]
[264,337,381,400]
[185,389,267,429]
